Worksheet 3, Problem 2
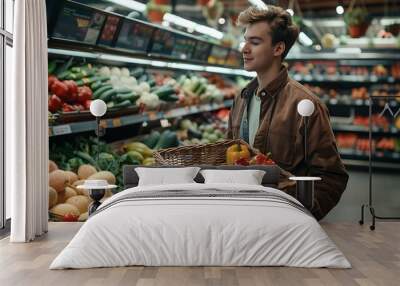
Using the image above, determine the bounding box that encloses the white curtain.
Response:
[7,0,48,242]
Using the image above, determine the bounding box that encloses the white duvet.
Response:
[50,183,351,269]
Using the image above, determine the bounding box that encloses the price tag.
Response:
[148,112,158,121]
[293,74,302,81]
[112,118,122,127]
[304,75,313,81]
[355,99,363,106]
[329,98,338,105]
[388,77,395,83]
[393,153,400,159]
[52,125,72,135]
[100,120,107,128]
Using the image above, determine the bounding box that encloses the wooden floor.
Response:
[0,222,399,286]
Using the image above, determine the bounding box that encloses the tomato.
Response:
[63,213,78,222]
[77,86,93,104]
[83,100,92,110]
[48,94,63,113]
[48,75,59,91]
[63,80,78,103]
[50,80,69,100]
[62,103,75,112]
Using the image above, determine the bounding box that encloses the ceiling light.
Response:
[336,5,344,15]
[163,13,223,40]
[218,18,226,25]
[248,0,267,9]
[106,0,146,12]
[286,9,294,16]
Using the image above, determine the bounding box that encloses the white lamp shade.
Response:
[297,99,315,117]
[90,99,107,117]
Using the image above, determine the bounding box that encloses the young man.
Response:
[226,5,349,220]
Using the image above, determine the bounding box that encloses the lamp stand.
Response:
[88,188,106,216]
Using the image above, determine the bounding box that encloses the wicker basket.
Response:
[153,139,259,166]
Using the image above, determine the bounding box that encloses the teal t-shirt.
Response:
[248,93,261,147]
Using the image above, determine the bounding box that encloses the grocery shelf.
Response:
[49,99,233,137]
[332,124,400,135]
[48,48,255,78]
[287,51,400,61]
[340,149,400,170]
[291,74,400,84]
[342,159,400,171]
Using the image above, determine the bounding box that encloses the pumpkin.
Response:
[57,187,77,204]
[49,187,58,209]
[49,170,69,193]
[66,195,90,214]
[77,164,97,180]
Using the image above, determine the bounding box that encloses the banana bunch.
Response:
[122,142,156,166]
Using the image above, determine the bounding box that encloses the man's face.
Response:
[242,21,282,72]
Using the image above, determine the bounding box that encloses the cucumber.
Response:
[161,94,179,102]
[114,99,132,108]
[154,86,176,101]
[114,87,132,94]
[91,81,103,91]
[130,67,145,78]
[115,92,139,103]
[76,76,110,86]
[93,85,113,99]
[147,79,156,87]
[99,89,117,102]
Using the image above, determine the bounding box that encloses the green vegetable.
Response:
[74,151,97,166]
[48,60,57,75]
[114,99,131,108]
[91,81,103,91]
[154,130,179,150]
[99,89,117,102]
[93,85,113,99]
[126,151,144,162]
[114,87,132,94]
[115,92,139,103]
[130,67,145,78]
[143,131,161,149]
[55,58,73,79]
[67,157,84,172]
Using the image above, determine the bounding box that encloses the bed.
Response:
[50,165,350,269]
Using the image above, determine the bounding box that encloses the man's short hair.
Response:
[238,5,300,59]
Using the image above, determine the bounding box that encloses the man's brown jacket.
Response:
[226,66,349,220]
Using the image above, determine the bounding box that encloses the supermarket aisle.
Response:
[324,170,400,222]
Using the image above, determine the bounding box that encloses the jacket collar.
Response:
[241,65,289,99]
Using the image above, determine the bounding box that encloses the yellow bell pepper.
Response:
[226,143,251,165]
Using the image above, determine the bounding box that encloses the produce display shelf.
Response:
[49,99,233,137]
[342,159,400,171]
[291,74,400,84]
[48,48,255,78]
[340,148,400,160]
[287,52,400,61]
[332,124,400,135]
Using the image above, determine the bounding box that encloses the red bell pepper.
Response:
[50,80,69,100]
[48,94,63,113]
[83,99,92,110]
[48,75,58,91]
[77,86,93,104]
[63,80,78,103]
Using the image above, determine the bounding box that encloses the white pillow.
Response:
[136,167,201,186]
[200,169,266,185]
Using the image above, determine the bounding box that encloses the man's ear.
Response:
[273,42,285,57]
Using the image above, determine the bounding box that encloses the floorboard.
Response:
[0,222,399,286]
